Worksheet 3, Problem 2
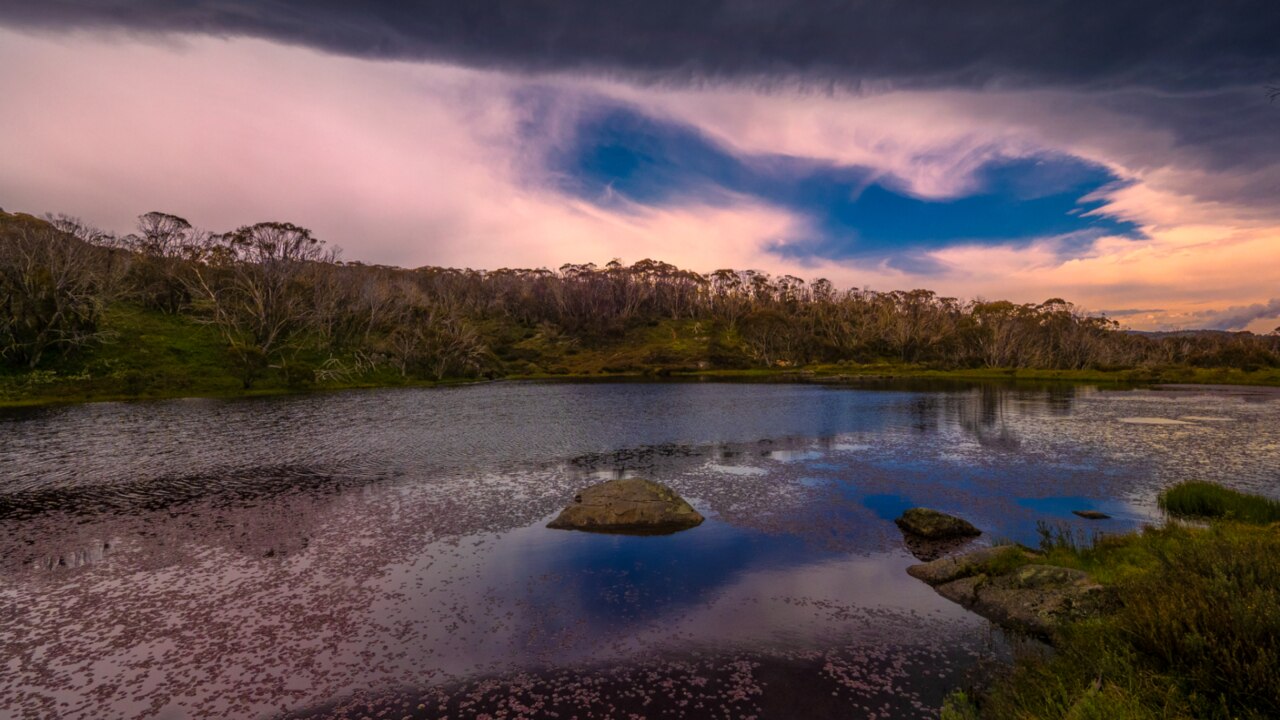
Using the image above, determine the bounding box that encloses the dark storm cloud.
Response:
[1194,299,1280,331]
[3,0,1278,220]
[1099,308,1164,317]
[1,1,1278,91]
[1091,87,1280,204]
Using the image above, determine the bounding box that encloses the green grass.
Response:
[676,362,1280,387]
[4,302,1280,408]
[950,483,1280,719]
[1159,481,1280,524]
[0,304,441,406]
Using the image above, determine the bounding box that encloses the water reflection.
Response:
[1,381,1278,719]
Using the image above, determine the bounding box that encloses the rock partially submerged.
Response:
[908,547,1114,639]
[901,533,978,562]
[547,478,704,535]
[895,508,982,540]
[1072,510,1111,520]
[906,545,1033,585]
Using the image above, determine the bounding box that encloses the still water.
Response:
[2,380,1278,719]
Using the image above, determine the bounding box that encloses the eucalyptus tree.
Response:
[123,211,199,314]
[0,214,121,367]
[185,222,335,387]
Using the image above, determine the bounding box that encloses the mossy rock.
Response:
[909,548,1115,639]
[895,507,982,540]
[936,564,1114,638]
[547,478,704,535]
[907,545,1033,585]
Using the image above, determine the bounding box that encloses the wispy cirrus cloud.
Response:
[539,100,1139,266]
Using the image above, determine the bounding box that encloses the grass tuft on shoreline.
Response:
[1159,480,1280,524]
[948,482,1280,719]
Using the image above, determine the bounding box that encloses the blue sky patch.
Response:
[547,104,1140,267]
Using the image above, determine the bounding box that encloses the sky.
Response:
[0,2,1278,331]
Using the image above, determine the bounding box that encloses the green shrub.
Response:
[940,690,980,720]
[970,522,1280,719]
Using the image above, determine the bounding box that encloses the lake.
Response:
[2,380,1278,719]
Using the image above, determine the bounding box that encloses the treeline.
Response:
[2,209,1278,387]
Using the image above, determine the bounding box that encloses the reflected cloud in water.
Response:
[2,381,1278,718]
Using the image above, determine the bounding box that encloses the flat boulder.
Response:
[547,478,704,535]
[895,508,982,540]
[940,564,1113,638]
[909,547,1114,639]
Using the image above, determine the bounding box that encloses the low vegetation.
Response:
[945,482,1280,720]
[1159,480,1280,524]
[3,208,1280,406]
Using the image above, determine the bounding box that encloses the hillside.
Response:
[3,209,1279,406]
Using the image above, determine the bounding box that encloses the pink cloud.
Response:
[1,28,1278,331]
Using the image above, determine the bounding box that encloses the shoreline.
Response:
[5,362,1280,410]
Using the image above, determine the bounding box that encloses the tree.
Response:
[0,214,121,367]
[124,211,199,314]
[185,222,334,387]
[385,308,491,380]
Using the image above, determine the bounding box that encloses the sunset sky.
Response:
[1,2,1278,331]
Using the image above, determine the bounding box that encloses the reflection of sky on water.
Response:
[765,449,826,462]
[364,509,982,682]
[1016,496,1136,521]
[862,493,916,521]
[2,381,1279,718]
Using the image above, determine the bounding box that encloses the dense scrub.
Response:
[4,209,1279,401]
[945,485,1280,720]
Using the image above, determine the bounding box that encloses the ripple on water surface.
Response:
[1,381,1278,719]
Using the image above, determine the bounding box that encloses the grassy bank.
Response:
[0,304,447,408]
[675,364,1280,387]
[944,483,1280,720]
[4,302,1280,408]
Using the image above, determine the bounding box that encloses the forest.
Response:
[3,209,1279,400]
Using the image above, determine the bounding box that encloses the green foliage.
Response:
[4,207,1280,405]
[1159,481,1280,524]
[0,212,117,367]
[980,544,1037,577]
[966,517,1280,719]
[940,690,981,720]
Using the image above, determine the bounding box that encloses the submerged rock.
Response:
[1072,510,1111,520]
[894,508,982,540]
[908,547,1114,639]
[547,478,704,535]
[902,533,978,562]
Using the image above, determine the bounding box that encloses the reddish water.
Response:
[2,381,1277,718]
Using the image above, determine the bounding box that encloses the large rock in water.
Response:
[547,478,704,534]
[895,508,982,540]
